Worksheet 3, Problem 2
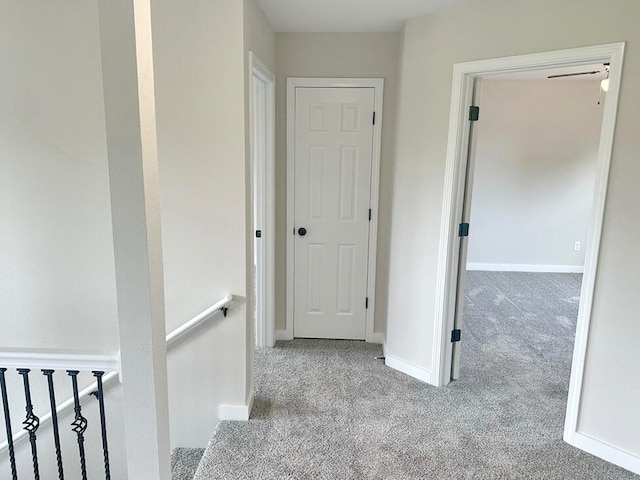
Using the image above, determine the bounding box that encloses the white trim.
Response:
[432,42,626,464]
[250,52,276,348]
[466,263,584,273]
[276,329,293,341]
[564,43,625,446]
[0,351,119,372]
[286,77,384,343]
[218,390,254,422]
[570,433,640,476]
[385,354,432,384]
[368,332,385,345]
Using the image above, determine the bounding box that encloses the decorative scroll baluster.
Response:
[0,368,18,480]
[17,368,40,480]
[42,370,65,480]
[92,371,111,479]
[67,370,88,480]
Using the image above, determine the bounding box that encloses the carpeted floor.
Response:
[185,272,638,479]
[172,447,205,480]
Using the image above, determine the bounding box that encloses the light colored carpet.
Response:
[189,272,638,479]
[171,447,204,480]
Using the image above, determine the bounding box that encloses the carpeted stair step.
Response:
[171,447,205,480]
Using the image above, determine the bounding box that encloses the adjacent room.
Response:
[459,65,606,459]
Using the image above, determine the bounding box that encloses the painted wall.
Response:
[151,0,249,448]
[0,2,125,477]
[0,1,119,351]
[467,79,603,271]
[243,0,276,404]
[274,33,401,337]
[387,0,640,461]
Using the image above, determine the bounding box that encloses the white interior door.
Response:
[451,78,482,379]
[293,87,375,339]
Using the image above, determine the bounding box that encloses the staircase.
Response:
[1,295,233,479]
[171,447,205,480]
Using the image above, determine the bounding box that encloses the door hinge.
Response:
[256,230,262,238]
[469,105,480,122]
[366,297,369,309]
[369,208,372,221]
[373,112,376,125]
[458,223,470,237]
[451,329,461,342]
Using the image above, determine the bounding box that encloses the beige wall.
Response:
[244,0,276,71]
[387,0,640,459]
[468,79,602,269]
[0,1,118,351]
[275,33,401,336]
[152,0,248,448]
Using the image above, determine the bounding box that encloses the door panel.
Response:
[451,78,482,379]
[294,87,375,339]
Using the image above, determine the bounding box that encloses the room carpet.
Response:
[187,272,637,479]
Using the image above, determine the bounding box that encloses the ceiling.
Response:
[255,0,459,33]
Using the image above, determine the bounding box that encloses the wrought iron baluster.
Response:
[17,368,40,480]
[92,371,111,479]
[67,370,88,480]
[42,370,65,480]
[0,368,18,480]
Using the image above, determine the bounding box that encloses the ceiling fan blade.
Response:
[547,70,601,79]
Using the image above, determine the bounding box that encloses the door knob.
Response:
[297,227,307,237]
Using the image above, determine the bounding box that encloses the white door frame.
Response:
[432,42,625,451]
[250,52,276,348]
[284,77,384,343]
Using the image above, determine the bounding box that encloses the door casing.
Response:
[284,77,384,343]
[432,43,625,447]
[250,52,276,348]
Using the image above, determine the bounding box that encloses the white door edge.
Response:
[432,42,625,462]
[250,52,276,348]
[286,77,384,343]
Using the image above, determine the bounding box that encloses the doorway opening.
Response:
[459,67,606,458]
[453,66,606,376]
[250,52,275,348]
[433,43,625,461]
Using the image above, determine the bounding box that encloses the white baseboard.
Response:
[218,391,254,421]
[276,329,293,341]
[367,332,385,345]
[571,432,640,475]
[467,263,584,273]
[385,353,432,384]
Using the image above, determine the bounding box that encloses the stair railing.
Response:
[0,356,118,480]
[0,293,233,479]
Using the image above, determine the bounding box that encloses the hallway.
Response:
[178,273,637,479]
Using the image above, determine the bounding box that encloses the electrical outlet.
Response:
[573,241,581,252]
